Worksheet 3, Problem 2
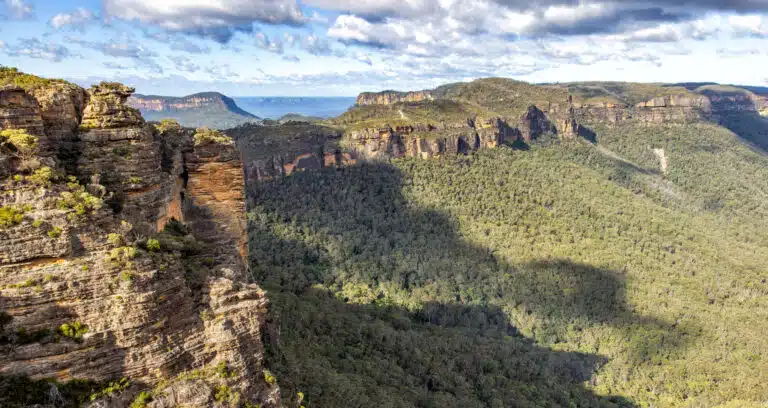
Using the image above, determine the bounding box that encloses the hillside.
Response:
[129,92,259,129]
[235,79,768,408]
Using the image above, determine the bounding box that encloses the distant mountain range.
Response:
[128,92,259,129]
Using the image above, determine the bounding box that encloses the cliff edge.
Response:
[0,68,278,407]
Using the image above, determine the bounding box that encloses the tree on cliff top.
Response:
[0,66,69,90]
[193,127,233,146]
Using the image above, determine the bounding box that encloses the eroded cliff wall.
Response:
[0,80,278,407]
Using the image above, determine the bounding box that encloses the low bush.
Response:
[27,166,57,187]
[57,322,88,341]
[146,238,160,252]
[0,206,24,229]
[47,227,62,239]
[193,127,233,146]
[129,391,152,408]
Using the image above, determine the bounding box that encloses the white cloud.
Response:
[5,0,32,19]
[103,0,306,42]
[50,8,96,30]
[255,32,284,54]
[5,38,72,62]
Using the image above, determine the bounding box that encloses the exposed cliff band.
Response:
[0,72,278,407]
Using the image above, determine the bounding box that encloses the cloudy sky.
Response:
[1,0,767,96]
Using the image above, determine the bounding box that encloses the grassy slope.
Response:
[551,82,696,105]
[248,121,767,407]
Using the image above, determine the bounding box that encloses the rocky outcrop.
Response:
[81,83,144,129]
[0,86,46,138]
[228,123,351,188]
[519,105,555,141]
[356,90,433,106]
[571,94,712,125]
[344,118,515,160]
[183,139,249,276]
[0,76,278,407]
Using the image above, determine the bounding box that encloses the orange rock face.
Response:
[184,142,249,273]
[0,79,279,407]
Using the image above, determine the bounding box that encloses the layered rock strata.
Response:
[0,79,278,407]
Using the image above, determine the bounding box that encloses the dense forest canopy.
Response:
[246,119,768,407]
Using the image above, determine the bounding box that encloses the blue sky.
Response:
[2,0,768,96]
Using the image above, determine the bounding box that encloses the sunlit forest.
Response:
[247,121,768,407]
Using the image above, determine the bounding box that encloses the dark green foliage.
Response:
[248,138,767,407]
[0,375,124,408]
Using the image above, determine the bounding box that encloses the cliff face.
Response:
[228,123,352,192]
[344,84,727,161]
[344,118,515,160]
[356,90,433,106]
[0,79,277,407]
[129,93,248,115]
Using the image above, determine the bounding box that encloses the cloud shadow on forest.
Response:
[245,159,697,407]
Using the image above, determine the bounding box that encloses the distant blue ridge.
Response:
[234,96,356,119]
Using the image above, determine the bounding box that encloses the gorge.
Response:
[2,68,768,407]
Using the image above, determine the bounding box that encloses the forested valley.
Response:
[246,122,768,407]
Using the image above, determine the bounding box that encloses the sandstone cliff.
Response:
[0,75,278,407]
[356,90,433,106]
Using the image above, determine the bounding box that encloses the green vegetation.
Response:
[108,232,123,247]
[431,77,570,118]
[0,206,25,228]
[47,226,62,239]
[193,127,234,146]
[262,369,276,385]
[553,82,696,105]
[0,129,38,160]
[0,66,70,91]
[214,384,239,404]
[56,177,103,220]
[0,375,132,408]
[330,100,484,131]
[248,130,767,406]
[88,377,131,402]
[155,118,183,133]
[27,166,57,187]
[129,391,153,408]
[57,322,88,341]
[146,238,161,251]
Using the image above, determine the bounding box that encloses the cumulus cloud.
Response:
[304,0,442,20]
[50,8,96,30]
[167,56,199,73]
[74,38,157,59]
[103,61,131,70]
[203,64,240,80]
[5,0,33,19]
[103,0,306,43]
[255,32,284,53]
[302,34,335,56]
[5,38,72,61]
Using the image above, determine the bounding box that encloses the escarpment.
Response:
[356,90,433,106]
[0,75,278,407]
